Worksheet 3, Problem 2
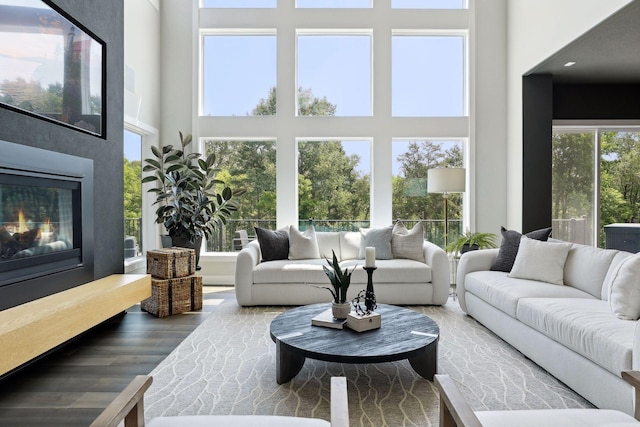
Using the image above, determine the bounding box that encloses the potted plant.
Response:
[446,230,498,258]
[315,250,356,319]
[142,131,244,266]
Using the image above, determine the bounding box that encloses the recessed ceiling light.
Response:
[564,61,576,67]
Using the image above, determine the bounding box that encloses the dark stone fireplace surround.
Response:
[0,0,124,311]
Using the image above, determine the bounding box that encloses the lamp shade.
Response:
[427,167,466,193]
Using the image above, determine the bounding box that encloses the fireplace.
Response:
[0,140,94,310]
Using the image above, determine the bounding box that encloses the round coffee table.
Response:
[269,303,439,384]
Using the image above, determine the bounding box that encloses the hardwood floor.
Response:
[0,286,235,426]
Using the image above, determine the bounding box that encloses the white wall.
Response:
[505,0,633,229]
[471,0,508,235]
[124,0,162,256]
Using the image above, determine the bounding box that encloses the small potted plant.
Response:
[142,131,245,266]
[446,230,498,258]
[316,250,356,319]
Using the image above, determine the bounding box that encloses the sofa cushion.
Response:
[255,227,289,262]
[288,225,320,260]
[508,237,572,285]
[391,221,425,262]
[358,226,393,260]
[564,243,617,298]
[464,271,595,318]
[603,251,634,300]
[253,259,328,284]
[316,231,342,260]
[339,259,431,284]
[476,409,638,427]
[491,226,553,272]
[339,231,361,260]
[516,298,635,377]
[608,254,640,320]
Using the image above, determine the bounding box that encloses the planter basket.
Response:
[146,247,196,279]
[141,275,203,318]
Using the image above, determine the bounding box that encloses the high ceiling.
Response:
[527,1,640,84]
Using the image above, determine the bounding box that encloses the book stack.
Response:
[311,309,348,329]
[141,247,203,317]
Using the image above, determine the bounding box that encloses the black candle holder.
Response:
[363,266,377,313]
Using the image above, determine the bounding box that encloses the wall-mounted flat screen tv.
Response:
[0,0,105,137]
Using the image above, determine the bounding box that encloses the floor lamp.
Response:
[427,168,466,250]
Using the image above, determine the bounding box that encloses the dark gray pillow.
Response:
[490,226,553,272]
[255,227,289,262]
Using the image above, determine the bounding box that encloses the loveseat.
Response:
[456,230,640,415]
[235,223,450,306]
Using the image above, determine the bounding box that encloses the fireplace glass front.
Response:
[0,173,82,286]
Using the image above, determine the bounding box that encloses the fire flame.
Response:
[43,219,51,233]
[18,210,27,233]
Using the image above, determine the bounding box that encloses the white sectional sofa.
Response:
[456,239,639,415]
[234,226,450,307]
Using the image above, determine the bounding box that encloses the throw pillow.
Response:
[508,236,572,285]
[608,254,640,320]
[358,226,393,260]
[391,221,425,262]
[288,225,320,260]
[254,227,289,262]
[491,226,553,272]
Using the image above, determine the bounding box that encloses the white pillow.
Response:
[508,236,572,285]
[357,226,393,260]
[391,221,425,262]
[608,254,640,320]
[288,225,320,260]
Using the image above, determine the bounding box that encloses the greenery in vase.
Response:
[317,250,355,304]
[142,131,245,244]
[446,231,498,257]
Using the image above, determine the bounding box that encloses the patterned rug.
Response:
[144,299,592,426]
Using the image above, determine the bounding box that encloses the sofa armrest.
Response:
[423,240,450,305]
[235,240,261,306]
[456,248,499,313]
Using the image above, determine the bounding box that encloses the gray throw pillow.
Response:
[358,226,393,260]
[255,227,289,262]
[490,226,552,272]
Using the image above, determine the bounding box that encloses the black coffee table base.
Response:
[270,303,440,384]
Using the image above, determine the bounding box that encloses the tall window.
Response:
[552,127,640,247]
[392,139,464,246]
[392,35,465,117]
[297,34,372,117]
[198,3,470,251]
[123,130,142,257]
[298,140,371,230]
[202,34,276,116]
[203,139,277,251]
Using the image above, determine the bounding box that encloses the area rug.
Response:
[144,300,592,426]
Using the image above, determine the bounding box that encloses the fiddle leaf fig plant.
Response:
[142,131,245,244]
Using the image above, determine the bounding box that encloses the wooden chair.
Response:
[435,371,640,427]
[91,375,349,427]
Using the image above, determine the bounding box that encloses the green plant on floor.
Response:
[142,131,245,244]
[447,230,498,257]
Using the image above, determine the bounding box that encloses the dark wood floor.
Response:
[0,286,235,427]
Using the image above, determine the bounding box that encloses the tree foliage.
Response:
[123,158,142,219]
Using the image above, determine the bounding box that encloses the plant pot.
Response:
[170,235,203,271]
[161,235,172,249]
[332,302,351,320]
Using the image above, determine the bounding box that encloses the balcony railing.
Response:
[205,219,463,252]
[124,218,142,257]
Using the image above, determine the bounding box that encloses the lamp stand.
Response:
[443,192,449,250]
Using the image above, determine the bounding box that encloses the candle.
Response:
[365,246,376,268]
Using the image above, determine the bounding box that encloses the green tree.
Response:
[123,158,142,219]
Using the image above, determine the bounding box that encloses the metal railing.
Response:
[205,218,462,252]
[124,218,142,257]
